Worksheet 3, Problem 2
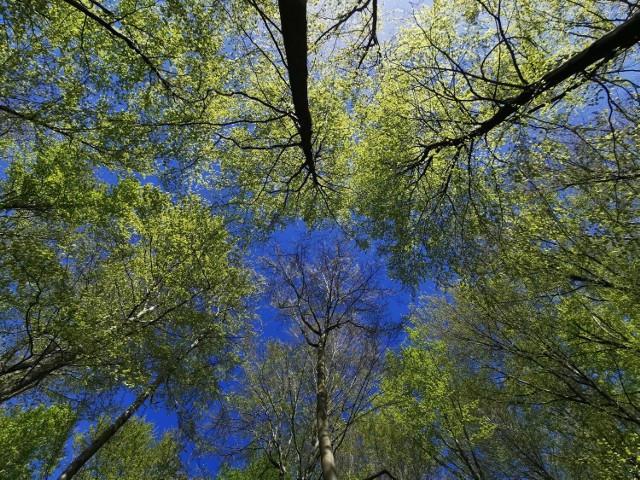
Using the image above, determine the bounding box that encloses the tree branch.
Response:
[60,0,174,92]
[407,10,640,171]
[361,469,399,480]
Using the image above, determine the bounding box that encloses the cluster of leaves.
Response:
[352,0,639,284]
[337,1,639,478]
[0,404,76,479]
[221,1,639,479]
[72,416,186,480]
[1,0,638,478]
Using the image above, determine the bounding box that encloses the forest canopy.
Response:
[0,0,638,479]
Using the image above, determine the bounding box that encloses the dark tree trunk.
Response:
[277,0,317,179]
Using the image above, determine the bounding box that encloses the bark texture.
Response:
[316,337,338,480]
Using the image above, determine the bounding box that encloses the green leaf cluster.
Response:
[73,417,186,480]
[0,404,76,480]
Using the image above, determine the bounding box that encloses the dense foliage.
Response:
[0,0,638,478]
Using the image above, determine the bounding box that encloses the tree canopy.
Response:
[1,0,638,478]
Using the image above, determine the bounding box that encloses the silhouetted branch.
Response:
[361,469,399,480]
[406,10,640,172]
[60,0,175,92]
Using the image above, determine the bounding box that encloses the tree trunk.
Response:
[277,0,317,180]
[56,374,164,480]
[316,337,338,480]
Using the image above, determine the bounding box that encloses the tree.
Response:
[344,4,640,473]
[215,328,386,480]
[7,0,636,253]
[0,404,76,480]
[71,416,186,480]
[375,330,564,479]
[412,282,640,478]
[185,0,385,227]
[0,0,242,178]
[58,373,168,480]
[1,174,253,402]
[0,0,384,228]
[2,0,638,236]
[1,162,254,476]
[1,1,639,477]
[1,2,259,474]
[352,0,639,285]
[370,267,639,479]
[263,235,392,480]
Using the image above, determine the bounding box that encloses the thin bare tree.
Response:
[264,235,393,480]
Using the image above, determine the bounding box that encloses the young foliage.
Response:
[0,404,76,480]
[72,416,186,480]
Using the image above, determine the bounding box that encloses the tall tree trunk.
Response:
[277,0,317,180]
[316,336,338,480]
[56,374,164,480]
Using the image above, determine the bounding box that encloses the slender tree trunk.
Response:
[316,336,338,480]
[57,374,164,480]
[276,440,287,480]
